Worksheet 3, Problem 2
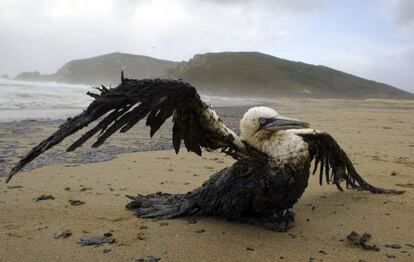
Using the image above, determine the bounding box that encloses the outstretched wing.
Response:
[6,75,248,183]
[298,131,404,194]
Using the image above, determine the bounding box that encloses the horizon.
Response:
[6,50,413,95]
[1,0,413,92]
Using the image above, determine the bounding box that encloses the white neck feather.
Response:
[243,130,310,164]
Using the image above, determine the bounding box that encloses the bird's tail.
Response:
[125,193,196,219]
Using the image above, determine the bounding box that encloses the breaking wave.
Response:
[0,79,260,122]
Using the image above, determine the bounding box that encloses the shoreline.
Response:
[0,98,413,261]
[0,105,256,177]
[2,99,414,177]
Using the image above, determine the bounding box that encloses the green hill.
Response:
[16,52,178,85]
[14,51,413,99]
[167,52,413,99]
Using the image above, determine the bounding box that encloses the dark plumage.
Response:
[6,73,404,231]
[126,148,307,231]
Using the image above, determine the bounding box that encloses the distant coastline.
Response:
[0,79,264,123]
[9,51,414,99]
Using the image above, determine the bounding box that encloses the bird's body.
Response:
[7,75,403,231]
[127,156,310,231]
[127,129,320,231]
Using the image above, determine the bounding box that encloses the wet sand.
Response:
[0,106,254,177]
[1,98,414,261]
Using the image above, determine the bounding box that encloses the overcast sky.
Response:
[0,0,413,92]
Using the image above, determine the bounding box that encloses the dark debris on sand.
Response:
[69,199,85,206]
[79,187,93,192]
[54,229,72,239]
[347,231,380,251]
[78,233,115,246]
[34,195,55,202]
[7,185,23,189]
[136,256,161,262]
[385,243,402,249]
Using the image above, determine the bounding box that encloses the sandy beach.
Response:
[1,99,414,262]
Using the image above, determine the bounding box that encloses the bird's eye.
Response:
[259,118,267,125]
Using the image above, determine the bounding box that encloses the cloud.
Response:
[394,0,414,26]
[384,0,414,37]
[0,0,412,92]
[317,42,414,92]
[200,0,327,11]
[0,0,328,76]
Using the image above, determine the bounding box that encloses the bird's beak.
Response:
[262,115,310,131]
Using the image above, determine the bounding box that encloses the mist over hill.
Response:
[15,51,413,99]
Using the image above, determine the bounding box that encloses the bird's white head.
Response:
[240,106,309,142]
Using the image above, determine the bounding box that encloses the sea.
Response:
[0,79,261,123]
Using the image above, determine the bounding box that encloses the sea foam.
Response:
[0,79,259,122]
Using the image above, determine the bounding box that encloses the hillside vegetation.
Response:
[16,52,178,85]
[167,52,413,99]
[14,51,413,99]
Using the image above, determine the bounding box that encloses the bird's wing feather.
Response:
[6,75,248,183]
[298,130,404,194]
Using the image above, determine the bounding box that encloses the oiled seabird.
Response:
[7,74,403,231]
